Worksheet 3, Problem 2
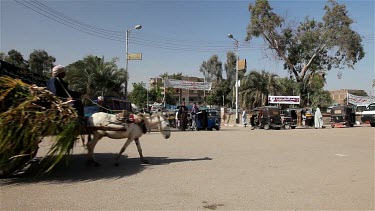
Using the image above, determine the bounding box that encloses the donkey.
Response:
[86,112,171,166]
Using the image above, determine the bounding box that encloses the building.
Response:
[149,76,211,105]
[329,89,367,105]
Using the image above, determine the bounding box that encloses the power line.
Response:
[14,0,126,42]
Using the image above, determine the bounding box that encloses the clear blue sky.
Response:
[1,0,374,94]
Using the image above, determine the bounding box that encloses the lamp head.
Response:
[228,34,233,39]
[134,25,142,30]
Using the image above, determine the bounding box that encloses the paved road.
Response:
[1,126,374,210]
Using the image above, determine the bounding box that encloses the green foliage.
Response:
[246,0,365,106]
[128,82,147,108]
[28,49,56,76]
[240,70,280,108]
[4,49,28,69]
[159,72,183,80]
[207,80,230,106]
[65,55,127,100]
[199,55,223,82]
[0,76,81,177]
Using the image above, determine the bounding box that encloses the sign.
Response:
[238,59,246,71]
[127,53,142,60]
[347,93,375,105]
[164,79,212,90]
[268,96,300,105]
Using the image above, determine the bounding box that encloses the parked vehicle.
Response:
[304,108,314,127]
[361,103,375,127]
[250,106,282,130]
[330,105,355,128]
[283,108,299,129]
[195,109,220,131]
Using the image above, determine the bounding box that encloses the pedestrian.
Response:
[314,105,323,129]
[242,109,247,127]
[178,101,188,131]
[46,65,84,117]
[191,103,199,129]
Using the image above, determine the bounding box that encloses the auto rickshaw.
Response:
[250,106,282,130]
[195,109,220,131]
[304,108,314,127]
[330,105,355,128]
[163,111,177,128]
[283,108,299,129]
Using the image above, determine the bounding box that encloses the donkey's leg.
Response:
[134,138,149,164]
[114,137,134,166]
[86,131,101,167]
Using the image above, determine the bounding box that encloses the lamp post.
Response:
[228,33,239,124]
[125,24,142,98]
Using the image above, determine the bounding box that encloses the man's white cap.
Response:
[52,65,66,77]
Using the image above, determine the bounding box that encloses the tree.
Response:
[0,52,6,61]
[5,49,27,69]
[28,50,56,76]
[246,0,365,106]
[199,55,223,82]
[65,55,127,100]
[239,70,280,109]
[128,82,147,108]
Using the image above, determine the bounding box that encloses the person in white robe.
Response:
[314,106,323,128]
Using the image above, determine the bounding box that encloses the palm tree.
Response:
[65,55,127,101]
[239,70,280,109]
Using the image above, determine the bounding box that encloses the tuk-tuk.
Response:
[330,105,355,128]
[196,109,220,131]
[304,108,314,127]
[283,108,299,129]
[250,106,282,130]
[163,111,177,128]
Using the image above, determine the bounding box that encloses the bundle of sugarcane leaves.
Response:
[0,76,81,177]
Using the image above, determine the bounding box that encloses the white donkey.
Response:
[86,112,171,166]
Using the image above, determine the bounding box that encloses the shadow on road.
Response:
[0,153,212,185]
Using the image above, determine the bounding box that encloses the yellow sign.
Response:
[238,59,247,70]
[127,53,142,60]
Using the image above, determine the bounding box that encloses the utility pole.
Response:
[125,24,142,98]
[228,34,239,124]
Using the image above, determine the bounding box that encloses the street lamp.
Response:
[228,33,239,124]
[125,24,142,98]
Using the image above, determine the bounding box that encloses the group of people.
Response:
[176,102,199,131]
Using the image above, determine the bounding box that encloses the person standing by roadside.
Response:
[191,103,199,129]
[314,105,323,129]
[242,109,247,127]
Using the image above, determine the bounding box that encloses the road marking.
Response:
[335,154,348,157]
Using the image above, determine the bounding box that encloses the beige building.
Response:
[149,76,211,105]
[329,89,366,105]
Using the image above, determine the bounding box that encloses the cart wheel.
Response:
[215,127,220,131]
[263,124,270,130]
[284,124,290,130]
[370,123,375,127]
[291,126,296,129]
[350,124,354,127]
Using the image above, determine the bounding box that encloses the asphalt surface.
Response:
[1,126,374,210]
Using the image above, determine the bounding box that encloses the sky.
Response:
[1,0,374,95]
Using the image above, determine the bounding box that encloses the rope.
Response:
[84,97,121,113]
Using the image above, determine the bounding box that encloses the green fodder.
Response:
[0,76,81,176]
